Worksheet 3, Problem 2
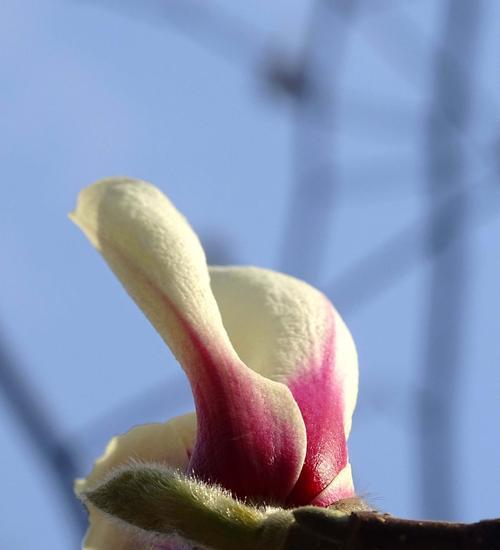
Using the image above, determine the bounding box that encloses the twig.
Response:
[286,509,500,550]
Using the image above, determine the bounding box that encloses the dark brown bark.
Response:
[285,508,500,550]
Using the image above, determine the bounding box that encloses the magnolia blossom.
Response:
[72,178,359,550]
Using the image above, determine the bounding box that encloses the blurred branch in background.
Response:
[77,0,262,69]
[0,332,86,542]
[277,0,358,283]
[420,0,482,520]
[326,167,499,314]
[357,3,497,164]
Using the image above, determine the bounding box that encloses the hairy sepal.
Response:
[80,463,293,550]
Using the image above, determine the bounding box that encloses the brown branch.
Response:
[285,508,500,550]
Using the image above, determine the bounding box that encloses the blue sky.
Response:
[1,1,499,548]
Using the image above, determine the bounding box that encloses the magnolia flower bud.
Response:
[72,178,360,550]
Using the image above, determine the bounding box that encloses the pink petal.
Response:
[210,267,358,505]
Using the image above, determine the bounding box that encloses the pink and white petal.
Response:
[72,179,306,502]
[78,413,196,550]
[209,266,358,505]
[310,463,355,507]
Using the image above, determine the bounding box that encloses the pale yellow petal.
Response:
[82,507,144,550]
[77,413,196,493]
[77,413,196,550]
[70,178,236,380]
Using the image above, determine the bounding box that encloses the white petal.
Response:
[77,413,196,492]
[82,510,191,550]
[81,508,144,550]
[77,413,196,550]
[70,178,230,374]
